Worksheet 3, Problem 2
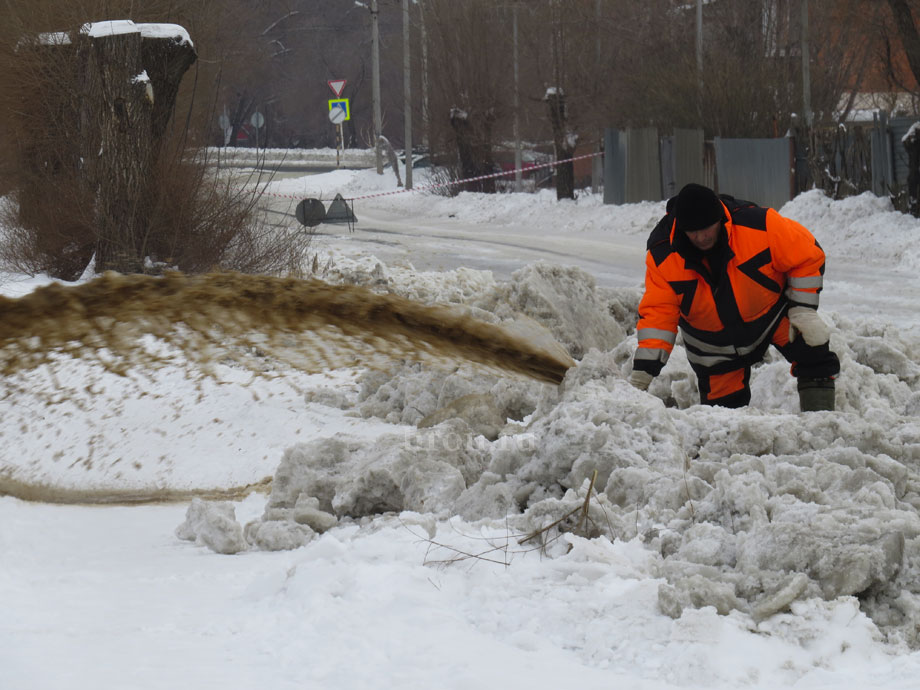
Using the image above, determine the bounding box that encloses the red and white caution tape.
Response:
[258,189,312,201]
[258,150,604,202]
[348,150,604,201]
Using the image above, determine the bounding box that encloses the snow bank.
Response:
[478,262,626,358]
[322,254,498,305]
[351,361,544,427]
[245,341,920,647]
[226,258,920,648]
[302,254,627,427]
[343,254,630,360]
[175,498,246,554]
[781,190,920,272]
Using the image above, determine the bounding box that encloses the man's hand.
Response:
[629,369,653,391]
[788,306,830,347]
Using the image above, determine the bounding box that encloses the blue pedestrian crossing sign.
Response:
[328,98,350,123]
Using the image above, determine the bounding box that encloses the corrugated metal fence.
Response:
[714,137,794,211]
[603,128,661,204]
[602,112,917,208]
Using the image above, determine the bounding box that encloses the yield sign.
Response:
[327,79,347,98]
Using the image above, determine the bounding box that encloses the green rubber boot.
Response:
[798,377,836,412]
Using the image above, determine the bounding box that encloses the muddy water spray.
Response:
[0,272,575,385]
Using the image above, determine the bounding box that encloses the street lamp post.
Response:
[371,0,383,174]
[403,0,413,189]
[513,2,522,192]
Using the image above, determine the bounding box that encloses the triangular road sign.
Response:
[325,193,357,232]
[328,79,347,98]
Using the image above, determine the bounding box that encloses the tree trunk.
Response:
[377,135,402,186]
[141,35,198,141]
[449,108,495,193]
[905,126,920,217]
[77,30,151,272]
[229,92,256,148]
[73,24,196,273]
[545,91,575,200]
[474,109,497,194]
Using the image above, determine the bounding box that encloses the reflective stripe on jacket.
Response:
[634,195,826,376]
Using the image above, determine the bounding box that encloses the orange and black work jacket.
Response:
[634,195,826,377]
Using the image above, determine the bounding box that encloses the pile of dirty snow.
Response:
[178,256,920,648]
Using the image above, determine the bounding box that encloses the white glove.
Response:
[629,369,653,391]
[788,306,830,346]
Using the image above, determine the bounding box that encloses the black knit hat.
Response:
[674,183,724,233]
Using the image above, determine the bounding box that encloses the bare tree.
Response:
[3,20,198,274]
[880,0,920,112]
[888,0,920,86]
[0,0,889,216]
[577,0,872,137]
[544,1,575,199]
[421,0,510,190]
[0,2,308,278]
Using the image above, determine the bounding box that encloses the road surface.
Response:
[262,187,920,332]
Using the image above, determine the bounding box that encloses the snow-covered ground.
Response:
[3,158,920,689]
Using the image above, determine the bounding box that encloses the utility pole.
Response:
[513,2,522,192]
[696,0,704,122]
[371,0,383,174]
[403,0,412,189]
[594,0,603,195]
[595,0,602,67]
[801,0,813,127]
[418,0,430,150]
[696,0,703,74]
